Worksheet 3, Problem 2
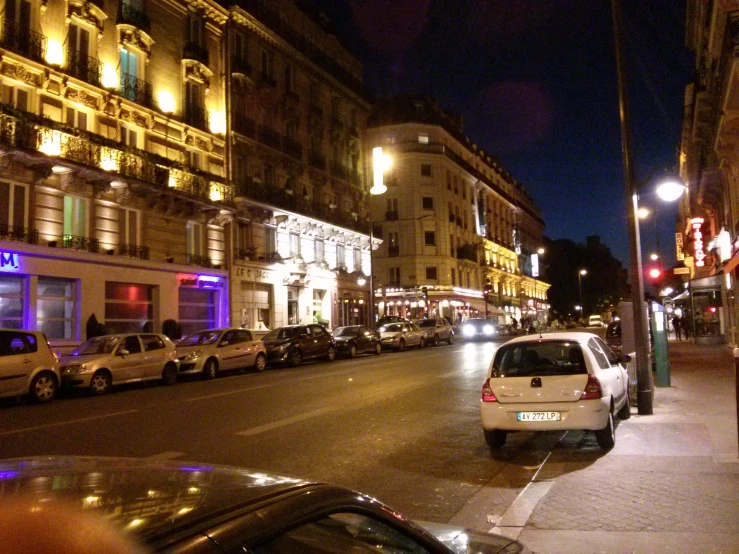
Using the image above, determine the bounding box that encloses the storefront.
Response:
[688,275,725,345]
[0,242,229,350]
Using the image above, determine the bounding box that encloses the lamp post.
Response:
[578,269,587,320]
[368,146,391,325]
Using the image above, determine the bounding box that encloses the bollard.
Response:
[734,348,739,457]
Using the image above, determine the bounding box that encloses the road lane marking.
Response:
[235,407,337,436]
[186,383,275,402]
[147,451,186,460]
[0,409,139,436]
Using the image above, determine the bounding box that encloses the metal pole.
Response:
[368,216,374,326]
[611,0,653,414]
[578,272,584,315]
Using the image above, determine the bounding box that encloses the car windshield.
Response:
[177,331,221,347]
[71,336,119,356]
[332,327,359,337]
[466,319,487,326]
[492,341,588,377]
[416,320,436,328]
[380,324,403,333]
[264,327,302,341]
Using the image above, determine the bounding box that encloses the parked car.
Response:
[0,329,60,403]
[378,322,425,351]
[0,456,529,553]
[415,317,455,346]
[375,315,411,327]
[60,334,179,395]
[262,324,336,367]
[331,325,382,357]
[176,328,267,378]
[461,318,499,341]
[588,314,604,327]
[480,331,631,450]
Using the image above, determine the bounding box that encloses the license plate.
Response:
[517,411,561,422]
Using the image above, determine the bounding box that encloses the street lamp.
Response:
[578,269,587,319]
[368,147,391,325]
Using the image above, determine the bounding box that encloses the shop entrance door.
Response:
[287,286,299,325]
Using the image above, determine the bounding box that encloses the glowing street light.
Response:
[368,147,392,324]
[656,177,686,202]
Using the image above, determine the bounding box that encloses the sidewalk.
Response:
[516,340,739,554]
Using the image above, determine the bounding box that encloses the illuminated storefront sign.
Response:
[178,274,222,288]
[0,251,20,272]
[690,218,705,267]
[531,253,539,277]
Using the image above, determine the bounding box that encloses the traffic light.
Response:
[483,283,493,302]
[421,286,428,299]
[648,267,662,280]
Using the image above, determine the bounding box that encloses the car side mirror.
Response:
[619,354,632,364]
[219,341,229,347]
[118,348,130,357]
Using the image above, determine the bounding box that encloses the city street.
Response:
[2,338,738,553]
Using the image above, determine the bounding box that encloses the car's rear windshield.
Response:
[491,341,587,377]
[380,324,403,333]
[332,327,359,337]
[178,331,221,347]
[263,327,301,341]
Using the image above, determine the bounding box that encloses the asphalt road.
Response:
[0,335,606,531]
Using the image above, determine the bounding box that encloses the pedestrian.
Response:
[673,315,682,340]
[681,315,691,339]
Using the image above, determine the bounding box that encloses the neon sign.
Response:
[0,251,20,272]
[690,217,705,267]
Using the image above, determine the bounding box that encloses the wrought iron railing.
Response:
[331,162,349,182]
[66,49,102,86]
[0,223,38,244]
[282,136,302,160]
[231,56,252,76]
[234,247,257,260]
[184,104,209,131]
[183,41,209,65]
[120,73,153,108]
[64,234,100,253]
[386,211,398,221]
[118,3,150,32]
[187,254,212,267]
[0,19,46,62]
[257,125,281,150]
[0,105,230,205]
[388,245,399,257]
[118,243,149,260]
[309,150,325,169]
[233,112,255,138]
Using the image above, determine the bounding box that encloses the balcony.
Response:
[309,150,326,170]
[388,245,399,257]
[188,254,213,268]
[118,3,150,32]
[0,19,46,62]
[66,49,102,87]
[234,246,257,260]
[331,162,349,182]
[257,125,281,150]
[231,56,252,76]
[118,243,150,260]
[185,104,209,131]
[183,41,209,65]
[233,112,256,138]
[120,73,153,108]
[0,224,38,244]
[385,210,398,221]
[0,105,231,205]
[282,135,303,160]
[259,73,277,88]
[64,234,99,254]
[456,243,478,263]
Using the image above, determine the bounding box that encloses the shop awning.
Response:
[463,299,505,315]
[670,290,690,302]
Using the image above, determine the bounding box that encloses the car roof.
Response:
[500,331,598,346]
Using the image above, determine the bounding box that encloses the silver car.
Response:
[176,328,267,378]
[378,322,425,351]
[415,317,455,346]
[0,329,60,403]
[60,334,179,395]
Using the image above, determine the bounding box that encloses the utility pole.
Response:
[611,0,653,414]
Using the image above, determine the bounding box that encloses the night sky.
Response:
[310,0,694,272]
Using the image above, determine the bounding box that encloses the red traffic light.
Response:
[648,268,661,279]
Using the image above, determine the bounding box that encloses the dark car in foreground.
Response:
[0,456,528,553]
[262,324,336,367]
[331,325,382,357]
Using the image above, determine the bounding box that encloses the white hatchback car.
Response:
[480,332,631,449]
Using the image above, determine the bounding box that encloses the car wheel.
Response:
[595,409,616,449]
[29,371,57,403]
[254,353,267,372]
[161,363,178,386]
[326,346,336,362]
[374,343,382,355]
[202,358,218,380]
[398,339,405,352]
[484,429,507,448]
[447,333,454,345]
[616,393,631,420]
[349,344,357,358]
[432,334,440,347]
[90,370,112,395]
[419,337,426,349]
[288,349,302,367]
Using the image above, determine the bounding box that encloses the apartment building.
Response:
[223,0,373,331]
[366,95,550,325]
[0,0,372,349]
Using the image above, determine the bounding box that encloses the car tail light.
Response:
[580,375,603,400]
[481,379,498,402]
